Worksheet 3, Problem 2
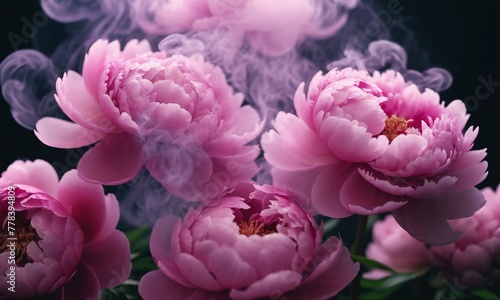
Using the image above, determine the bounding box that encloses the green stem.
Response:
[350,215,368,300]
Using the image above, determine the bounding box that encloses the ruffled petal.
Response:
[0,159,59,197]
[319,116,388,162]
[340,171,408,215]
[229,270,302,300]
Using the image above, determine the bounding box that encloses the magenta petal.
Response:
[81,230,131,289]
[290,237,359,300]
[229,270,302,299]
[61,263,100,300]
[311,163,355,218]
[205,247,257,289]
[92,194,121,242]
[139,270,200,300]
[35,117,104,149]
[393,202,462,246]
[340,171,408,215]
[57,170,106,242]
[77,133,144,185]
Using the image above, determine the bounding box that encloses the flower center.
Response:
[381,115,411,142]
[0,211,42,267]
[239,220,276,236]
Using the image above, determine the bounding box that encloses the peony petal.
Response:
[447,149,488,192]
[77,133,144,185]
[310,163,355,218]
[393,202,462,246]
[205,247,258,289]
[150,216,194,287]
[426,188,486,220]
[340,171,408,215]
[81,230,131,289]
[139,270,208,300]
[121,39,152,59]
[57,170,106,243]
[177,253,224,291]
[290,237,359,300]
[35,117,104,149]
[319,116,388,163]
[0,159,59,197]
[229,270,302,300]
[82,39,120,100]
[56,70,114,132]
[61,263,100,300]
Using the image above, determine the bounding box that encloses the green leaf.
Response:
[323,219,341,235]
[351,255,394,272]
[379,272,420,289]
[470,289,500,300]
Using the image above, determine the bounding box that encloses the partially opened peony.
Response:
[0,160,131,299]
[132,0,357,56]
[262,67,487,245]
[35,39,262,201]
[429,184,500,288]
[364,214,431,280]
[139,183,359,299]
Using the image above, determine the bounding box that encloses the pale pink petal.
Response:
[81,230,131,289]
[57,170,106,242]
[56,71,114,132]
[0,159,59,197]
[82,39,120,100]
[77,133,144,185]
[262,113,336,171]
[319,116,388,162]
[177,253,224,291]
[205,247,258,289]
[35,117,104,149]
[121,39,152,59]
[447,149,488,192]
[61,263,100,300]
[340,171,408,215]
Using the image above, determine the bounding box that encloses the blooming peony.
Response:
[364,214,431,280]
[35,39,262,201]
[429,184,500,288]
[0,160,131,299]
[262,67,487,245]
[132,0,358,56]
[139,183,359,300]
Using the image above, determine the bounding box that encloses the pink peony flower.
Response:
[35,39,262,201]
[429,184,500,288]
[0,160,131,299]
[364,214,431,280]
[138,183,359,300]
[262,67,487,245]
[132,0,358,56]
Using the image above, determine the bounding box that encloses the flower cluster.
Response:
[0,0,496,299]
